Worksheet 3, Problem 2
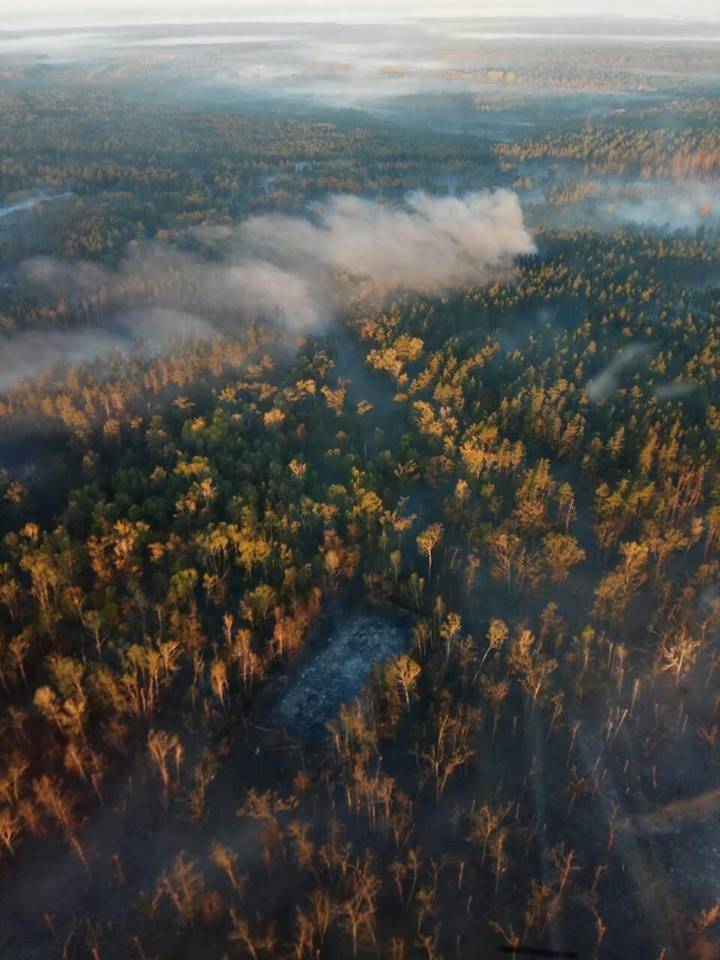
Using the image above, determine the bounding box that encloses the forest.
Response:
[1,12,720,960]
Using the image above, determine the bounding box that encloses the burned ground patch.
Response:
[277,614,409,740]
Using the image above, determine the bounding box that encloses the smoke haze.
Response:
[3,190,534,390]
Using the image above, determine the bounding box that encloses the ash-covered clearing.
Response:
[278,614,409,740]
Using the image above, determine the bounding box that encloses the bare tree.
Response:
[415,702,479,801]
[33,775,86,868]
[237,789,297,866]
[210,841,246,899]
[0,806,20,859]
[466,799,513,867]
[154,853,205,924]
[657,627,702,685]
[341,856,381,958]
[550,843,579,897]
[229,912,278,960]
[387,655,422,711]
[147,730,184,809]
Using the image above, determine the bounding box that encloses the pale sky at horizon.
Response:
[4,0,720,29]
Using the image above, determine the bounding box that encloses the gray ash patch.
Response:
[278,614,409,740]
[652,817,720,912]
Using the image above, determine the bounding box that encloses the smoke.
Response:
[533,177,720,233]
[0,329,127,393]
[585,344,650,403]
[610,181,720,232]
[0,192,72,224]
[21,255,110,294]
[3,189,534,390]
[653,381,698,401]
[212,261,330,332]
[240,190,534,289]
[586,348,703,404]
[0,308,216,392]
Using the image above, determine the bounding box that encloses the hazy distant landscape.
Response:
[1,8,720,960]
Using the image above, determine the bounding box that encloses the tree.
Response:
[210,841,246,898]
[488,530,540,594]
[439,612,462,666]
[148,730,184,809]
[466,799,513,867]
[237,790,297,867]
[32,775,86,867]
[481,677,509,739]
[592,541,649,622]
[416,523,444,579]
[415,701,479,801]
[341,857,381,958]
[657,627,702,684]
[478,618,509,674]
[386,655,422,710]
[154,854,205,924]
[541,533,586,583]
[0,807,20,859]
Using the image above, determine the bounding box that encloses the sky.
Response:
[4,0,720,28]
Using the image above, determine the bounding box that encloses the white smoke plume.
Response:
[0,191,72,224]
[585,344,651,403]
[0,308,217,392]
[3,189,534,390]
[611,180,719,232]
[241,190,534,290]
[0,329,127,393]
[586,349,701,404]
[653,381,698,401]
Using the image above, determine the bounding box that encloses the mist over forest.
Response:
[1,11,720,960]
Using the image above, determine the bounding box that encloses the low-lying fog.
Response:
[2,16,720,118]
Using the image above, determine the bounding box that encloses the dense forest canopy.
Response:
[1,13,720,960]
